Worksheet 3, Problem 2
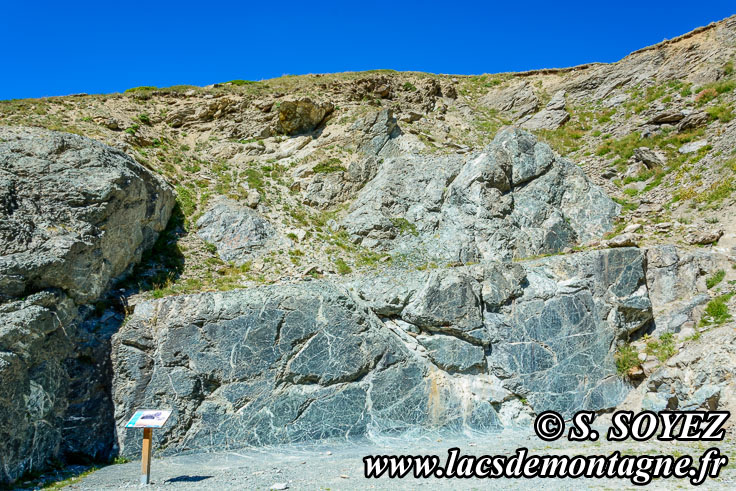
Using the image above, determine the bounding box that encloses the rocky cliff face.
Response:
[2,15,736,485]
[0,127,174,482]
[111,247,649,457]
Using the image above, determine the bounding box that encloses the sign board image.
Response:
[125,410,172,429]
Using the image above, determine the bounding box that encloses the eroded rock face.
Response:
[481,81,540,119]
[0,127,174,483]
[343,128,619,261]
[111,248,650,456]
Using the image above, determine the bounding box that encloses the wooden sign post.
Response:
[125,409,172,486]
[141,427,153,484]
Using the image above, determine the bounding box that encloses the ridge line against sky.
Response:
[1,1,734,100]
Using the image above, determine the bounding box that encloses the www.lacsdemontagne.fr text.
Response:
[363,447,728,485]
[363,410,730,486]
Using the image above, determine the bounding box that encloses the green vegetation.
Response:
[536,126,586,155]
[695,79,735,105]
[334,257,352,275]
[696,178,734,206]
[19,466,100,490]
[706,102,735,123]
[706,270,726,289]
[137,113,151,125]
[228,79,257,86]
[175,185,197,218]
[244,167,265,193]
[615,344,640,375]
[203,241,218,255]
[700,294,733,326]
[313,158,346,173]
[725,60,734,76]
[644,333,676,362]
[402,82,417,92]
[627,84,667,113]
[390,217,418,236]
[612,196,638,213]
[623,187,639,197]
[125,86,158,93]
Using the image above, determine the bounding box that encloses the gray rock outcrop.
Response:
[111,247,651,456]
[645,245,717,333]
[481,81,540,119]
[520,90,570,130]
[0,127,174,303]
[343,128,619,261]
[196,198,281,264]
[633,147,665,168]
[0,127,174,483]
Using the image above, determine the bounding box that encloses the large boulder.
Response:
[481,81,540,119]
[0,126,174,303]
[111,248,651,457]
[343,128,619,261]
[0,127,174,483]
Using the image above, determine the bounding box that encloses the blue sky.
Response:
[2,1,734,100]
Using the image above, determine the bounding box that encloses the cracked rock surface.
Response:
[0,127,174,483]
[343,128,619,262]
[111,248,650,457]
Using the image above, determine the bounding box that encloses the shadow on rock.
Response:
[114,203,187,300]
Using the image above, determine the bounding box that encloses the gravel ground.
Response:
[65,428,736,490]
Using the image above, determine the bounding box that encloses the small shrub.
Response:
[244,168,264,192]
[175,185,196,217]
[706,270,726,289]
[138,113,151,125]
[698,178,733,205]
[612,196,638,213]
[313,158,346,173]
[700,294,733,326]
[334,258,352,275]
[390,217,418,236]
[696,87,718,104]
[203,241,218,255]
[403,82,418,92]
[228,80,257,86]
[623,187,639,197]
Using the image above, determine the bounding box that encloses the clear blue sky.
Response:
[2,1,734,100]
